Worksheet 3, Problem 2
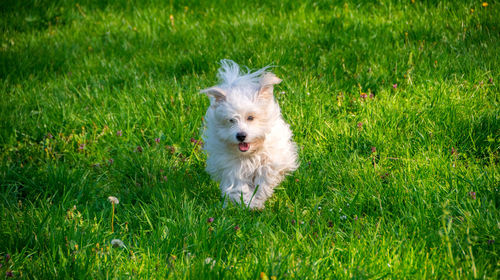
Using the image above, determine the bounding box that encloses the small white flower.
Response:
[340,215,347,220]
[111,239,125,248]
[204,257,216,269]
[339,208,342,212]
[318,206,322,210]
[108,196,119,204]
[387,263,391,268]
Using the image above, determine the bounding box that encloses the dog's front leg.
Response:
[250,169,281,209]
[249,173,278,210]
[220,179,253,207]
[248,185,270,210]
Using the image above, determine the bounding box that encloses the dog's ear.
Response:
[258,73,282,100]
[201,87,226,103]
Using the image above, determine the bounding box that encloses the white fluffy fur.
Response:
[201,60,298,209]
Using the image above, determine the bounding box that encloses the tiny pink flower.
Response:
[357,122,363,129]
[78,143,85,150]
[371,147,376,153]
[116,130,122,136]
[155,138,160,144]
[393,83,398,89]
[360,93,367,99]
[468,191,476,200]
[207,217,214,223]
[234,225,240,231]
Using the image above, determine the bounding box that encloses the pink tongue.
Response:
[238,143,249,152]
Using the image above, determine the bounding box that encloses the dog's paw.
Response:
[248,200,265,210]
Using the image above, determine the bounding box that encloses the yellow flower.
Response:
[482,2,488,7]
[169,14,175,27]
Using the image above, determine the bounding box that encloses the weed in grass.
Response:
[108,196,119,232]
[0,0,499,278]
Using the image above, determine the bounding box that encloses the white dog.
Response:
[201,60,298,209]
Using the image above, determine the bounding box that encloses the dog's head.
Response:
[202,61,282,154]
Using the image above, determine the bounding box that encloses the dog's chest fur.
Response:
[207,150,270,184]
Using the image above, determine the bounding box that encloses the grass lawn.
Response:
[1,0,499,278]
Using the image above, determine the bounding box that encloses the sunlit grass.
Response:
[1,0,499,278]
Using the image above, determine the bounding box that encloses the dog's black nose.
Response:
[236,132,247,142]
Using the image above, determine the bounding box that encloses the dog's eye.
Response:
[229,118,236,124]
[247,116,254,121]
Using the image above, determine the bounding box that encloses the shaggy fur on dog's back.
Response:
[201,60,298,209]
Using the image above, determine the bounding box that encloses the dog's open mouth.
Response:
[238,142,250,152]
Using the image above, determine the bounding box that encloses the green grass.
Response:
[1,0,499,278]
